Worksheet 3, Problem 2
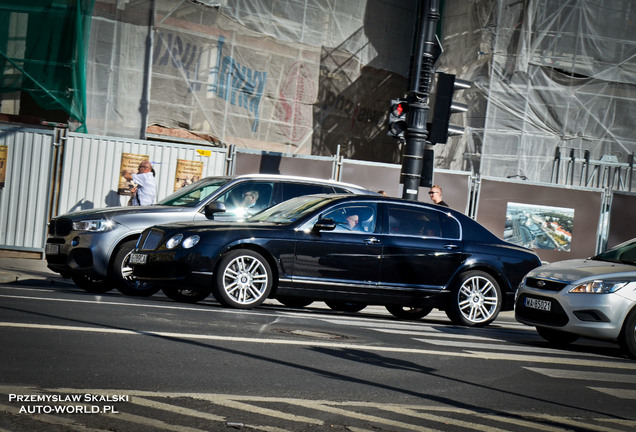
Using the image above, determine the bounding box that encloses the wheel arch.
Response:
[213,243,280,295]
[106,233,143,277]
[446,262,512,309]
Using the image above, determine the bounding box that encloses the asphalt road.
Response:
[1,278,635,432]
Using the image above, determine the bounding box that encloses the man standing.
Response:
[123,161,157,206]
[428,185,449,207]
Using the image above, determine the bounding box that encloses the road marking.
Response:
[133,397,225,421]
[524,367,636,383]
[0,401,110,432]
[2,387,634,432]
[1,321,633,370]
[417,338,614,356]
[587,387,636,400]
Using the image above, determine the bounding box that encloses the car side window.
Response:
[386,204,460,239]
[217,181,274,217]
[322,203,377,233]
[281,183,330,202]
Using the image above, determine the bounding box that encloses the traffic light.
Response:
[428,72,471,144]
[387,99,408,138]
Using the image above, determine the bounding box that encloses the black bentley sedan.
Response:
[130,194,541,326]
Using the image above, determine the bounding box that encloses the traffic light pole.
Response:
[401,0,440,200]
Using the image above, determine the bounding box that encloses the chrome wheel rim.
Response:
[222,255,269,305]
[457,276,499,324]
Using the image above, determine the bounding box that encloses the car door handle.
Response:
[444,244,459,249]
[365,237,381,244]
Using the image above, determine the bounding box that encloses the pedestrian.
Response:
[123,161,156,206]
[428,184,449,207]
[377,190,387,196]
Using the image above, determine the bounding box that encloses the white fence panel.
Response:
[56,133,227,215]
[0,127,55,252]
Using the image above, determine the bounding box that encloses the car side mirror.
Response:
[204,201,227,219]
[313,218,336,232]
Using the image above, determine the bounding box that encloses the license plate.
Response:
[45,243,59,255]
[525,297,551,312]
[129,253,147,265]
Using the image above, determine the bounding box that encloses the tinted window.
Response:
[386,204,460,239]
[281,183,330,202]
[158,178,229,207]
[216,181,274,217]
[322,203,377,233]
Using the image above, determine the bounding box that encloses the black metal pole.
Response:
[401,0,440,200]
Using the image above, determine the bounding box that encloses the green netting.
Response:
[0,0,94,132]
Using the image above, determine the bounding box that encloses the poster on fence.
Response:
[504,202,574,252]
[118,153,150,195]
[0,145,7,189]
[174,159,204,192]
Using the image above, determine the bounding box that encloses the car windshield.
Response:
[592,239,636,266]
[157,178,229,207]
[248,195,333,224]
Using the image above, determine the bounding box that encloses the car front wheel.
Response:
[112,240,160,297]
[162,286,212,303]
[618,309,636,359]
[212,249,272,309]
[445,270,502,327]
[386,306,433,320]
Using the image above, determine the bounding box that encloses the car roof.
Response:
[220,173,378,193]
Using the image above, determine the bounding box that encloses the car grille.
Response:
[525,277,568,292]
[515,293,569,326]
[137,228,164,251]
[49,218,73,236]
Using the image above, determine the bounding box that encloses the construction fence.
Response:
[0,126,634,263]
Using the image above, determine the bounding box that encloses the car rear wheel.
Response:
[71,274,113,293]
[212,249,272,309]
[386,306,433,320]
[276,296,314,308]
[618,309,636,359]
[324,301,366,313]
[162,286,212,303]
[111,240,160,297]
[445,270,502,327]
[536,326,580,345]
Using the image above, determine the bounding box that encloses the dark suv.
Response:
[45,174,374,296]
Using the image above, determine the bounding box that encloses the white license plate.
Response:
[129,253,147,265]
[525,297,551,312]
[45,243,59,255]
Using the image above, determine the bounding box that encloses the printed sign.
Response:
[0,145,6,189]
[174,159,204,192]
[118,153,150,195]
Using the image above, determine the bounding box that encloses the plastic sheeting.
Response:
[83,0,635,188]
[85,0,416,164]
[0,0,94,131]
[436,0,636,188]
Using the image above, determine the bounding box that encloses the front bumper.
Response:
[515,286,630,340]
[130,249,217,288]
[45,230,119,279]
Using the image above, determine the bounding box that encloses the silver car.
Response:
[515,238,636,359]
[45,174,374,296]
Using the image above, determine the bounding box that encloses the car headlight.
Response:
[166,234,183,249]
[182,235,200,249]
[72,219,116,232]
[569,280,628,294]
